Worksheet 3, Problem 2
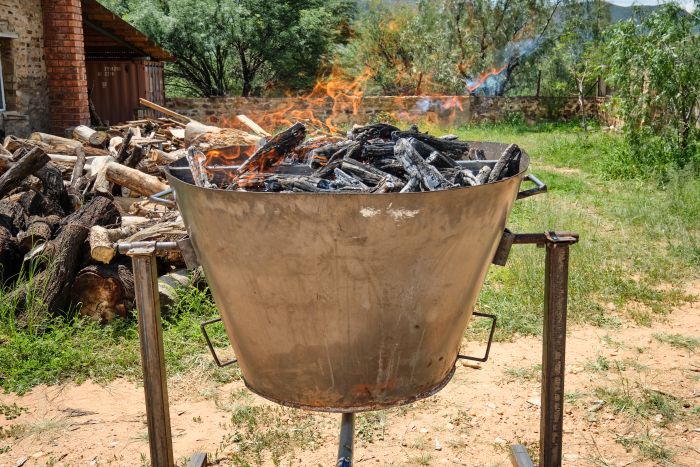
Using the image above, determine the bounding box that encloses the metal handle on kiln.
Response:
[517,173,547,199]
[200,318,237,367]
[458,312,497,363]
[149,187,176,207]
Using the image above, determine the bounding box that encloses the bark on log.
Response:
[13,223,90,325]
[17,215,60,252]
[0,147,50,198]
[71,261,134,322]
[70,147,87,188]
[29,133,82,154]
[105,162,169,196]
[0,154,11,174]
[35,163,70,214]
[0,199,27,234]
[12,197,121,324]
[0,226,21,281]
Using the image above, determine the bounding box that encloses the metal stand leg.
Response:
[504,232,577,467]
[540,240,572,466]
[129,246,175,467]
[337,413,355,467]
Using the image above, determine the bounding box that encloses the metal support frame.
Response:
[337,413,355,467]
[121,241,208,467]
[122,229,576,467]
[127,245,175,467]
[508,231,578,467]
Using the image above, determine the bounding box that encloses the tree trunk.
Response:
[0,226,21,281]
[0,147,50,198]
[71,261,134,323]
[13,197,121,325]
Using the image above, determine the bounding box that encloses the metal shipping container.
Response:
[86,60,164,125]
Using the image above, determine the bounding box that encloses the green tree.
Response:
[128,0,353,97]
[604,4,700,170]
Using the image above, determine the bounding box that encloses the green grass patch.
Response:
[653,333,700,352]
[504,364,542,382]
[219,405,320,466]
[0,282,235,394]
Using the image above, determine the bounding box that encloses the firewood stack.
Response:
[0,114,259,324]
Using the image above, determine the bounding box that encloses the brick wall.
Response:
[0,0,49,137]
[41,0,89,134]
[166,96,605,130]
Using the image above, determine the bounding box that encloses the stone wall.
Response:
[0,0,49,137]
[166,95,604,129]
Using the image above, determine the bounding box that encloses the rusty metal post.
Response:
[540,235,575,467]
[128,245,175,467]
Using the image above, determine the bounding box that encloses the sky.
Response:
[606,0,696,11]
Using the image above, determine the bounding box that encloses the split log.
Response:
[17,215,61,252]
[341,157,390,186]
[237,122,306,176]
[71,261,134,322]
[91,155,115,194]
[139,98,192,124]
[425,151,458,169]
[400,177,420,193]
[488,144,522,183]
[349,123,400,142]
[150,148,184,165]
[391,131,470,160]
[0,147,50,198]
[184,120,220,145]
[394,138,453,191]
[70,147,87,188]
[0,226,21,281]
[29,132,82,154]
[476,166,492,184]
[89,224,140,264]
[237,114,271,138]
[114,130,134,164]
[105,162,169,196]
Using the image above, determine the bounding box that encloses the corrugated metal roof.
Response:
[82,0,173,62]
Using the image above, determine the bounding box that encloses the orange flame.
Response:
[466,65,508,93]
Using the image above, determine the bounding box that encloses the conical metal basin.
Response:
[166,142,528,412]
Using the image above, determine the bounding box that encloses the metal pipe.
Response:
[117,241,179,253]
[539,240,573,467]
[129,246,175,467]
[337,413,355,467]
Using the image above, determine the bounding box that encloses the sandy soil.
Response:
[2,286,698,466]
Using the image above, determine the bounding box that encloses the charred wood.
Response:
[394,138,453,191]
[488,144,522,182]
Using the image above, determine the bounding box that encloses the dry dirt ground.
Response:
[2,286,699,466]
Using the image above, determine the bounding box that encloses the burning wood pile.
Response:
[188,122,522,193]
[0,108,261,324]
